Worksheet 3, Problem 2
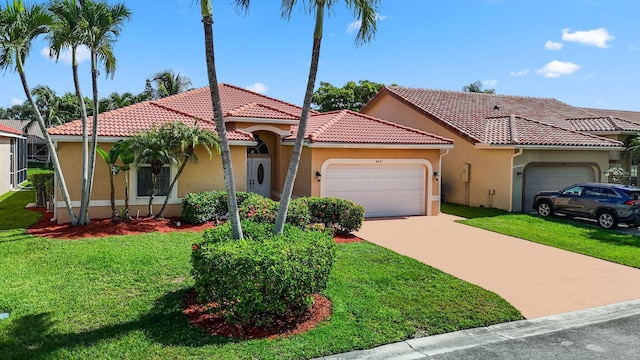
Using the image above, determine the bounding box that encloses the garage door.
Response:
[323,163,426,217]
[523,165,596,213]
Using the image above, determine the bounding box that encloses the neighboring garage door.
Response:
[323,162,426,217]
[523,164,596,213]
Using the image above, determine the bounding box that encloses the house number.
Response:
[375,160,384,163]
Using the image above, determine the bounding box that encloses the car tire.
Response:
[537,201,553,217]
[597,210,618,230]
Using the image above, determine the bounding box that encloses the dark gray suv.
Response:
[532,183,640,229]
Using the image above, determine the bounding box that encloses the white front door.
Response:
[247,157,271,198]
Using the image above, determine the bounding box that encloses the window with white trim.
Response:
[136,165,171,197]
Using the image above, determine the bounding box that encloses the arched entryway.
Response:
[246,133,271,198]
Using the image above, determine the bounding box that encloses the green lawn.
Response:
[442,204,640,269]
[0,194,522,359]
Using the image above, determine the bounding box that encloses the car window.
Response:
[561,186,583,196]
[623,191,640,200]
[601,188,619,198]
[584,187,602,197]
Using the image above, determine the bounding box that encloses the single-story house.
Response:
[360,87,633,213]
[48,84,453,224]
[0,123,27,195]
[0,119,49,163]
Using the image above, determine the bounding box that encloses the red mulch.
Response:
[184,291,332,340]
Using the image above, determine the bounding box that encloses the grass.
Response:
[0,190,41,230]
[442,204,640,269]
[0,195,523,360]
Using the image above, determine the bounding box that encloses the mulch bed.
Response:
[24,207,362,339]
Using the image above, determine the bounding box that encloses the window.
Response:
[136,165,171,197]
[561,186,583,196]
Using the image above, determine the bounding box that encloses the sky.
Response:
[2,0,640,111]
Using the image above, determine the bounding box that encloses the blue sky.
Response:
[2,0,640,111]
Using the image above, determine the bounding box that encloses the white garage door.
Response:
[523,165,596,213]
[323,163,426,217]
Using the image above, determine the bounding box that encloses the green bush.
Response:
[238,193,277,223]
[306,197,365,234]
[182,190,252,224]
[191,221,335,327]
[28,171,54,207]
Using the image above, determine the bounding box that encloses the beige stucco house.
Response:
[361,87,633,213]
[0,123,27,195]
[48,84,453,224]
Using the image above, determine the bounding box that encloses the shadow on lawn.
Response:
[0,230,31,244]
[0,289,234,358]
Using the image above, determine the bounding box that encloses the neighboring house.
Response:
[48,84,453,224]
[0,119,48,163]
[0,123,27,195]
[361,87,631,213]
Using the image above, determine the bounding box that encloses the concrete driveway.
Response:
[355,214,640,319]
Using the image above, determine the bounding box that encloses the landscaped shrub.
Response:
[182,190,252,224]
[238,193,277,224]
[28,171,54,208]
[191,221,335,327]
[287,197,311,228]
[306,197,365,234]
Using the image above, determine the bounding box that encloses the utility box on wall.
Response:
[462,163,470,183]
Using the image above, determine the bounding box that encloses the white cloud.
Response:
[40,45,91,65]
[245,82,268,94]
[346,14,388,34]
[545,40,563,51]
[483,79,498,88]
[561,28,614,48]
[510,69,530,77]
[536,60,580,78]
[10,98,23,106]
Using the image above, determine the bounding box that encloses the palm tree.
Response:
[150,70,192,98]
[96,144,121,222]
[273,0,381,234]
[155,120,220,219]
[101,91,136,111]
[0,0,78,224]
[199,0,248,239]
[125,126,177,217]
[462,80,495,94]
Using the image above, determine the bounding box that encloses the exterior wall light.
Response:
[315,171,322,181]
[433,171,439,180]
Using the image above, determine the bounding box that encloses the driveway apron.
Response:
[355,214,640,319]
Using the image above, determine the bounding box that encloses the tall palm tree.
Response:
[151,69,192,98]
[273,0,380,234]
[199,0,249,239]
[0,0,78,224]
[79,0,131,225]
[155,120,220,219]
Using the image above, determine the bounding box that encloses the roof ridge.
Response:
[509,115,623,145]
[386,85,561,102]
[226,101,301,119]
[509,114,519,144]
[351,109,455,142]
[149,101,212,125]
[309,110,347,142]
[220,83,317,115]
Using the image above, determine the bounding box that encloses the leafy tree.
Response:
[311,79,386,112]
[149,69,192,99]
[0,0,78,224]
[96,144,121,222]
[99,91,136,112]
[462,80,495,94]
[274,0,381,234]
[199,0,246,239]
[125,126,176,217]
[155,120,220,219]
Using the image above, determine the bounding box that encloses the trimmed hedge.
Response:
[305,197,365,234]
[182,190,252,224]
[191,221,335,327]
[28,171,54,207]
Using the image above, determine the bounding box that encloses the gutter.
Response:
[510,149,524,212]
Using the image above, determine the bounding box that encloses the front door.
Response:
[247,157,271,198]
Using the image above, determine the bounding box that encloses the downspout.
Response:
[438,148,450,214]
[510,148,524,212]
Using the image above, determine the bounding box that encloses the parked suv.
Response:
[532,183,640,229]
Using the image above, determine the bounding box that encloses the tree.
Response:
[199,0,247,239]
[311,79,386,112]
[96,143,121,222]
[150,69,192,99]
[100,91,136,112]
[0,0,78,224]
[462,80,495,94]
[155,120,220,219]
[125,126,176,217]
[273,0,381,234]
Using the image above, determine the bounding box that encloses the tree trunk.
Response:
[156,153,190,219]
[148,173,157,217]
[79,53,100,225]
[18,68,78,225]
[202,14,243,239]
[109,168,117,222]
[274,7,324,234]
[72,48,91,225]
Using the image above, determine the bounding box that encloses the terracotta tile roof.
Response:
[484,115,623,146]
[579,107,640,126]
[48,83,311,141]
[369,87,623,147]
[566,116,640,132]
[0,122,24,137]
[285,110,453,146]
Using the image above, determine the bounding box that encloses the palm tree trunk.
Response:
[109,169,116,222]
[156,154,190,219]
[202,12,243,239]
[124,169,130,218]
[18,69,78,225]
[72,49,91,225]
[148,173,157,217]
[81,53,101,225]
[274,6,324,234]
